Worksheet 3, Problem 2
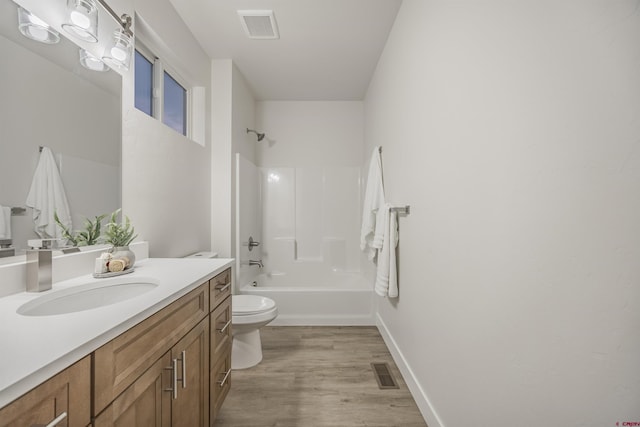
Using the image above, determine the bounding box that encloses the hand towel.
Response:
[374,204,399,298]
[0,206,11,239]
[25,147,72,239]
[360,146,385,260]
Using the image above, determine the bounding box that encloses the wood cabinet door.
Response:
[94,352,172,427]
[172,319,210,427]
[0,356,90,427]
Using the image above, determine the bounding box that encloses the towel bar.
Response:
[390,205,410,215]
[10,207,26,216]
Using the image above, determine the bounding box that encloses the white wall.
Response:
[211,61,256,258]
[121,0,212,258]
[256,101,364,276]
[365,1,640,426]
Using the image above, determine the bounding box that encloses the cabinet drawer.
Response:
[210,296,231,363]
[0,356,90,427]
[210,347,231,424]
[94,283,209,415]
[209,268,231,310]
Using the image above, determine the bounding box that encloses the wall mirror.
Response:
[0,0,122,258]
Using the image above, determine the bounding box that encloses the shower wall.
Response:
[255,101,365,280]
[260,166,361,277]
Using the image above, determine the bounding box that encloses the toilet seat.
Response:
[232,295,276,316]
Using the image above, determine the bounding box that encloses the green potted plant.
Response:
[55,212,106,247]
[104,209,138,269]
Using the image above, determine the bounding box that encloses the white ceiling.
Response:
[169,0,403,101]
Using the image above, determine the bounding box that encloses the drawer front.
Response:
[210,296,232,363]
[209,268,231,310]
[94,283,209,415]
[210,347,231,424]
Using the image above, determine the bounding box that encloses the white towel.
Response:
[360,146,385,260]
[374,204,399,298]
[0,206,11,239]
[25,147,72,239]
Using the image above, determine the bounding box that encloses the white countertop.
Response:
[0,257,233,408]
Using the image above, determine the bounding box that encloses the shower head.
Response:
[247,128,265,142]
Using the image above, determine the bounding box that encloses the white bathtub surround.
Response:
[241,272,373,326]
[374,204,398,298]
[360,146,385,260]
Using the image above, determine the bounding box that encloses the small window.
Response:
[163,71,186,136]
[134,50,153,116]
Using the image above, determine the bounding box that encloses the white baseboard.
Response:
[271,314,375,326]
[376,313,444,427]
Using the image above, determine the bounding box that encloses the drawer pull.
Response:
[218,368,231,388]
[217,319,232,334]
[164,359,178,399]
[38,412,67,427]
[215,283,231,293]
[180,350,187,389]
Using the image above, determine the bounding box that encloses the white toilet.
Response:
[232,294,278,369]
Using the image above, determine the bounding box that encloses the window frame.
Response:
[134,40,192,139]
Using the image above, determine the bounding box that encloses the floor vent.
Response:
[371,363,399,389]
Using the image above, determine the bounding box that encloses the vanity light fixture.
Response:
[101,14,133,70]
[17,7,60,44]
[79,48,110,72]
[62,0,99,43]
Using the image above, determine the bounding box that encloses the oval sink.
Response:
[17,276,159,316]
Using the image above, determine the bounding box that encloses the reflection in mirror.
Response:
[0,0,121,257]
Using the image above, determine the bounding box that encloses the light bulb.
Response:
[112,46,127,61]
[27,26,49,42]
[70,10,90,29]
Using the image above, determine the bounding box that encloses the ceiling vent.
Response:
[238,10,279,40]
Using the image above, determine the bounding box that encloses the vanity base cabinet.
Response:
[0,356,90,427]
[95,319,210,427]
[94,353,172,427]
[94,284,209,415]
[0,268,233,427]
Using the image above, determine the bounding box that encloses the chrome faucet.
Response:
[26,239,56,292]
[242,259,264,268]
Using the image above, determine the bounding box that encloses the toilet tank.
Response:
[184,252,218,259]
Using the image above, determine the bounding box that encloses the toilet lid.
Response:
[232,295,276,315]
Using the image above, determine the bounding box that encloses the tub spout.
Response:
[242,259,264,268]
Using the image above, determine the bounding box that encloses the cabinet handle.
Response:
[40,412,67,427]
[215,283,231,293]
[180,350,187,389]
[218,368,231,388]
[217,319,232,334]
[164,359,178,399]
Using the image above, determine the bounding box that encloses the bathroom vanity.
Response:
[0,257,233,427]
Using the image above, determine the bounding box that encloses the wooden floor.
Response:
[215,326,428,427]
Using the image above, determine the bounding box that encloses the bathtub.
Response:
[239,272,374,326]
